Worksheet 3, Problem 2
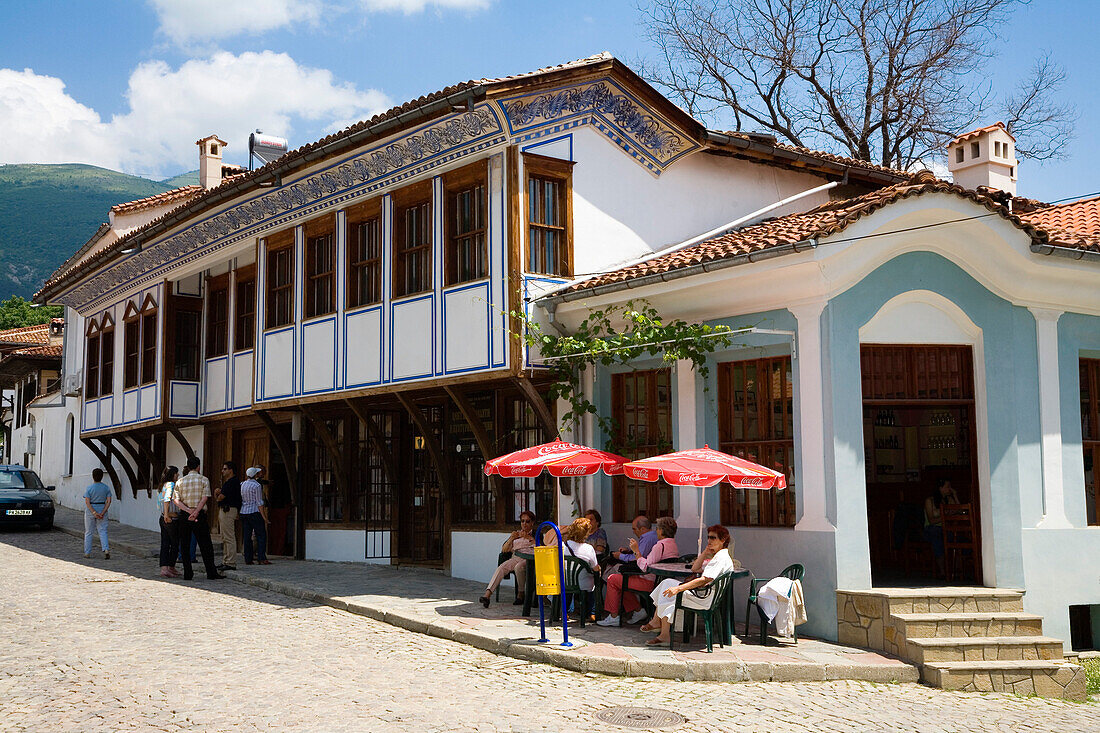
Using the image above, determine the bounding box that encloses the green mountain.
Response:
[159,170,199,188]
[0,164,175,300]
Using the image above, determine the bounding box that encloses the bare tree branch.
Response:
[1002,52,1077,160]
[637,0,1074,170]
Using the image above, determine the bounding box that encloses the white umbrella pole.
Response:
[698,485,706,555]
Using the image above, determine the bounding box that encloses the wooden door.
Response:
[238,428,270,474]
[397,406,444,565]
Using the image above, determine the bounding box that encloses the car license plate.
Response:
[5,509,32,516]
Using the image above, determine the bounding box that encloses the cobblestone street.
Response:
[2,530,1099,733]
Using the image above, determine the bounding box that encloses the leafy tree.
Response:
[638,0,1076,169]
[0,296,62,330]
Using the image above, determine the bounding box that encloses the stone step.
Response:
[891,612,1044,639]
[902,636,1064,665]
[879,587,1024,615]
[921,660,1086,701]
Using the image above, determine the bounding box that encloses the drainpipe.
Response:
[1029,241,1100,262]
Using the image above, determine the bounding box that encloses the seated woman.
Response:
[560,517,601,595]
[584,509,609,558]
[647,525,734,645]
[598,516,679,626]
[480,510,536,608]
[923,478,960,576]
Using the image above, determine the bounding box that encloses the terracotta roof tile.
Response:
[1019,195,1100,250]
[557,174,1091,296]
[110,186,203,215]
[714,131,908,178]
[0,323,51,345]
[949,122,1014,145]
[10,344,62,358]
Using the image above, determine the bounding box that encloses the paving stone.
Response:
[17,521,1100,731]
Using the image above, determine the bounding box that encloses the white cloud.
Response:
[148,0,493,48]
[0,52,391,177]
[358,0,491,12]
[148,0,322,47]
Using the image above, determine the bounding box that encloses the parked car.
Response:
[0,464,55,530]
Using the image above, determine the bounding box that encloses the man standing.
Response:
[172,456,225,580]
[83,468,111,559]
[240,466,270,565]
[215,461,242,571]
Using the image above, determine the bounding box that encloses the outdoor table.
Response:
[648,562,751,640]
[513,548,536,617]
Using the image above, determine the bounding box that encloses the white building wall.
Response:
[563,126,832,275]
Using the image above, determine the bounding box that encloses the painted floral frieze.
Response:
[502,80,698,168]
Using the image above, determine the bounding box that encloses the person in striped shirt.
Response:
[240,466,270,565]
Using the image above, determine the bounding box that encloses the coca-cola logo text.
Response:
[537,442,581,455]
[677,473,707,483]
[559,465,588,475]
[739,477,766,487]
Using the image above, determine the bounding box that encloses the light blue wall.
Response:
[1058,312,1100,525]
[828,251,1042,591]
[1019,309,1100,645]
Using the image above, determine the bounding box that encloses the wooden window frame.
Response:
[1082,358,1100,526]
[346,199,383,309]
[392,181,433,299]
[523,152,574,277]
[265,230,295,330]
[611,368,674,522]
[444,159,489,286]
[205,273,230,358]
[99,326,114,396]
[140,310,158,385]
[167,295,203,382]
[234,264,256,352]
[717,356,796,528]
[85,331,101,399]
[304,215,336,319]
[123,316,141,389]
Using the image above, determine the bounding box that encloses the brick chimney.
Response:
[196,134,228,190]
[947,122,1018,195]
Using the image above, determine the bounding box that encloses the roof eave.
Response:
[703,130,907,186]
[37,84,491,305]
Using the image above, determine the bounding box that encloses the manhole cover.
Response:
[594,706,686,729]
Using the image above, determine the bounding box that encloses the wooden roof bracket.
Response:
[81,437,123,500]
[443,385,502,501]
[511,376,558,439]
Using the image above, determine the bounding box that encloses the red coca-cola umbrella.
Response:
[484,438,627,478]
[485,438,627,518]
[623,445,787,552]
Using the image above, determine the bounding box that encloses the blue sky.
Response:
[0,0,1095,203]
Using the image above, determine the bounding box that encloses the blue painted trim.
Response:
[521,133,574,161]
[168,380,201,420]
[342,305,385,389]
[522,275,568,368]
[441,280,492,375]
[299,315,339,396]
[389,293,436,383]
[259,325,296,401]
[201,355,230,416]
